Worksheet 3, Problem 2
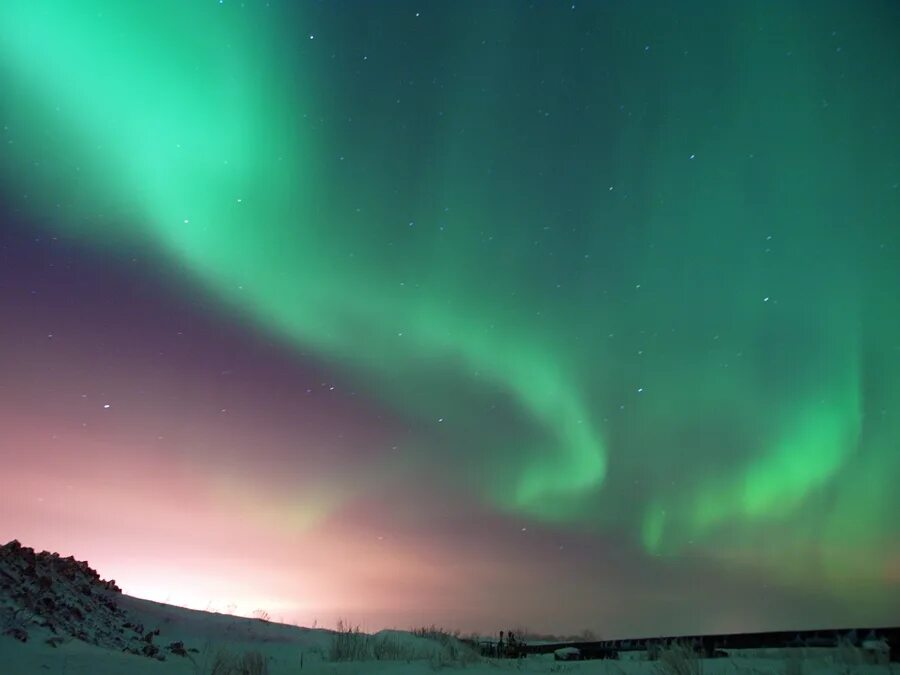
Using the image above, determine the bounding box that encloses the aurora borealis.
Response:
[1,0,898,636]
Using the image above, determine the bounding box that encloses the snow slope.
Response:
[1,541,896,674]
[2,599,897,675]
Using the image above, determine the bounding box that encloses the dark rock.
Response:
[4,627,28,643]
[168,640,188,657]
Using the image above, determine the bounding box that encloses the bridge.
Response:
[474,626,899,661]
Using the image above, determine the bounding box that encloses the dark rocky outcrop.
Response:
[0,539,188,661]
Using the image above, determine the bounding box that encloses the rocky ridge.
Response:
[0,540,191,660]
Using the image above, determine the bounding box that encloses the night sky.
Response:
[1,0,899,637]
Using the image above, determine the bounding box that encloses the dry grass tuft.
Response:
[327,620,480,666]
[328,620,372,662]
[207,648,267,675]
[372,633,420,661]
[834,637,864,666]
[654,641,703,675]
[784,652,804,675]
[412,625,480,667]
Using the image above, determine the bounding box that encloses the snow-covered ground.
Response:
[1,602,897,675]
[1,541,896,674]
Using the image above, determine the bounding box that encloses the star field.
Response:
[0,0,898,636]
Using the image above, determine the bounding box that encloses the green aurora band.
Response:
[2,0,898,597]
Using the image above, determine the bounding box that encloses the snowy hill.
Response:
[0,540,894,674]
